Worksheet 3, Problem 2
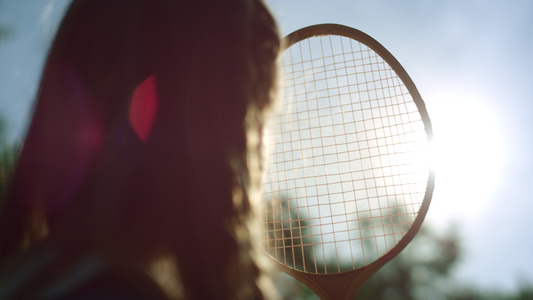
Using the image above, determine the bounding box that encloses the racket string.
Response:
[263,34,429,274]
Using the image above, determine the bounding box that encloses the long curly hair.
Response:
[0,1,280,299]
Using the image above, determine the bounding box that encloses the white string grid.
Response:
[262,35,430,274]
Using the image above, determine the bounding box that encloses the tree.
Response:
[0,0,11,42]
[356,225,461,300]
[0,1,15,210]
[0,118,18,212]
[269,222,462,299]
[265,194,463,299]
[266,198,533,300]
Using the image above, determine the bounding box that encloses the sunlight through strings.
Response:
[262,34,432,274]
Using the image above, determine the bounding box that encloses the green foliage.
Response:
[356,225,461,300]
[0,118,18,211]
[0,144,17,207]
[446,279,533,300]
[265,195,321,273]
[0,26,8,41]
[267,198,533,300]
[0,1,15,207]
[0,1,11,43]
[272,223,462,300]
[265,194,419,276]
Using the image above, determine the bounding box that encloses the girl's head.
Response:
[0,0,280,298]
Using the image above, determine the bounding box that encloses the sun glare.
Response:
[428,90,507,224]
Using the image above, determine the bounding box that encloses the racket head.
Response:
[262,24,434,298]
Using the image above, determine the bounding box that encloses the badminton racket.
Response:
[262,24,434,299]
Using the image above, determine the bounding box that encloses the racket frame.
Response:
[269,23,435,299]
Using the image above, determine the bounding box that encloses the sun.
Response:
[426,89,508,225]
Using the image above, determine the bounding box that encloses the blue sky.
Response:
[1,0,533,293]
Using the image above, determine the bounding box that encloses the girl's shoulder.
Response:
[0,247,169,300]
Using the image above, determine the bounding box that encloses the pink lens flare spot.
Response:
[129,75,159,142]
